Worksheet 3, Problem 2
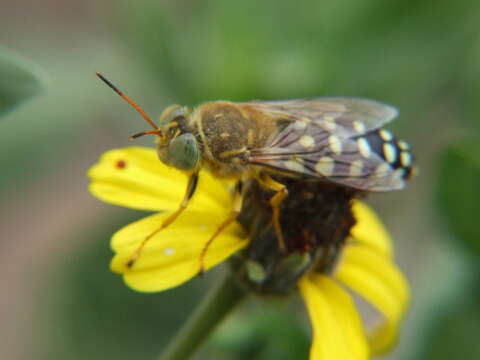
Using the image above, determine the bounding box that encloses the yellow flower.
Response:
[88,146,409,360]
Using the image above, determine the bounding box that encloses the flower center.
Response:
[233,177,359,295]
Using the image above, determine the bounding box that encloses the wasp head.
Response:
[95,73,201,173]
[155,105,200,172]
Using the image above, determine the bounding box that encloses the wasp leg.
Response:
[257,174,288,253]
[198,181,244,275]
[126,172,199,268]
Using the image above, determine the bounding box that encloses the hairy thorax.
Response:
[191,101,278,178]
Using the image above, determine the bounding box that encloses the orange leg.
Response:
[257,174,289,252]
[198,181,244,275]
[127,172,199,268]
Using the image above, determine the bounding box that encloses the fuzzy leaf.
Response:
[0,47,45,117]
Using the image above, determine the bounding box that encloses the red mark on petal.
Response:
[116,160,127,169]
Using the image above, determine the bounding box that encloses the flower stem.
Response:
[158,272,247,360]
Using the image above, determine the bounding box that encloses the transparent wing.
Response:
[244,97,399,138]
[245,98,413,192]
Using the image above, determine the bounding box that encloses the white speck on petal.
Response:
[199,225,208,231]
[164,248,175,256]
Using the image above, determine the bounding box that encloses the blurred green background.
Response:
[1,1,479,359]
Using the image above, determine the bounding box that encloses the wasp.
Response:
[96,73,416,272]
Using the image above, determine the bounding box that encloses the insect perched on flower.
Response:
[96,73,416,272]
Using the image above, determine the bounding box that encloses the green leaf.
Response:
[437,138,480,257]
[0,47,46,117]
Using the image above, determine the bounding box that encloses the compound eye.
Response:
[159,105,187,125]
[167,133,199,171]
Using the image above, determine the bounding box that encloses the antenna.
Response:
[96,72,162,136]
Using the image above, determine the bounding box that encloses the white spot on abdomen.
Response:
[400,151,412,167]
[383,143,397,163]
[357,138,371,158]
[349,160,364,177]
[299,135,315,149]
[379,129,393,141]
[285,161,305,172]
[328,135,342,154]
[353,121,366,133]
[315,156,335,176]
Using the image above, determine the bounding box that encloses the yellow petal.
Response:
[110,210,248,292]
[299,274,369,360]
[351,201,393,258]
[334,244,410,354]
[88,147,233,212]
